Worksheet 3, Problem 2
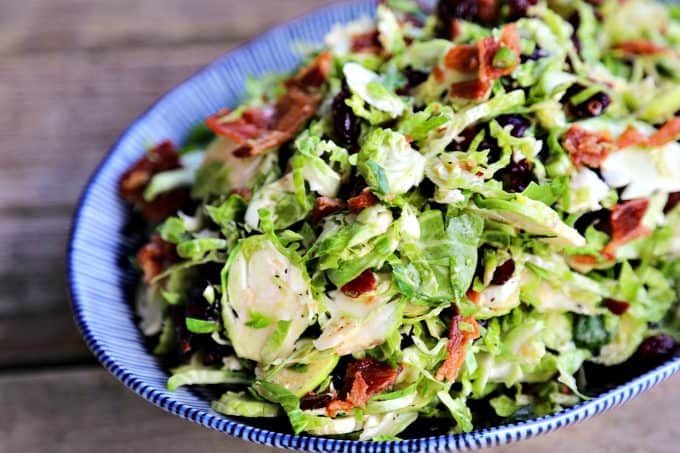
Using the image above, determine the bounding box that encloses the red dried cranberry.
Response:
[521,47,549,63]
[435,0,479,37]
[496,114,530,137]
[332,84,361,152]
[507,0,538,20]
[664,192,680,214]
[490,259,515,285]
[603,298,630,315]
[341,270,377,298]
[301,392,336,410]
[564,84,611,119]
[574,208,613,236]
[397,67,430,94]
[502,158,535,193]
[636,334,677,364]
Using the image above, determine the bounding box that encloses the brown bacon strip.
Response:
[450,79,492,100]
[478,24,520,82]
[326,358,401,417]
[563,125,614,169]
[310,196,346,224]
[602,199,651,260]
[119,140,188,222]
[616,125,647,149]
[347,189,379,213]
[648,117,680,147]
[612,40,668,56]
[435,313,480,382]
[341,270,377,298]
[351,30,382,54]
[443,44,479,72]
[136,234,179,283]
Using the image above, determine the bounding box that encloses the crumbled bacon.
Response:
[563,125,614,168]
[326,358,401,417]
[351,30,382,54]
[466,288,481,304]
[435,313,480,382]
[207,53,331,159]
[570,254,599,267]
[616,125,647,149]
[648,117,680,147]
[310,196,346,224]
[603,298,630,315]
[443,44,479,72]
[347,189,379,213]
[229,188,253,202]
[478,24,520,82]
[602,199,651,260]
[612,40,668,55]
[136,234,179,283]
[450,79,492,100]
[341,270,377,298]
[119,140,188,222]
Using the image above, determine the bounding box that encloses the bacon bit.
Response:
[563,125,614,168]
[436,313,480,382]
[664,192,680,214]
[444,44,479,72]
[612,40,668,55]
[477,0,499,23]
[351,30,382,54]
[432,65,446,83]
[478,24,520,82]
[310,196,346,224]
[648,117,680,147]
[326,358,401,417]
[347,189,379,213]
[119,140,188,222]
[229,188,253,202]
[616,125,648,149]
[466,289,481,304]
[603,298,630,315]
[287,51,333,89]
[571,254,599,266]
[341,270,377,298]
[602,199,651,260]
[450,79,491,100]
[205,108,272,143]
[137,235,179,283]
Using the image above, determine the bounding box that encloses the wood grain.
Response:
[1,367,679,453]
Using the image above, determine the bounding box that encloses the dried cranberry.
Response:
[507,0,538,20]
[521,47,549,63]
[496,114,530,137]
[201,343,234,367]
[332,84,361,151]
[398,67,430,94]
[603,298,630,315]
[664,192,680,214]
[564,84,611,119]
[341,270,377,298]
[502,158,535,192]
[300,392,336,410]
[574,209,612,236]
[490,259,516,285]
[436,0,484,37]
[636,334,677,364]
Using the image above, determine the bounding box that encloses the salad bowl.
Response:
[68,0,680,451]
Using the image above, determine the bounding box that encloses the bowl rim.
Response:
[66,1,680,451]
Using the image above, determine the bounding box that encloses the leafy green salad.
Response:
[119,0,680,440]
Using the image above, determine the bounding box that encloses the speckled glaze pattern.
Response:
[67,1,680,451]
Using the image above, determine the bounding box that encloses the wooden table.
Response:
[0,1,677,452]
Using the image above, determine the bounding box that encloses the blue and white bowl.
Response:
[67,1,680,451]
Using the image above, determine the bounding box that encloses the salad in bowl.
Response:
[116,0,680,441]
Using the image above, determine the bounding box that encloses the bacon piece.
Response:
[570,254,599,266]
[612,40,668,55]
[436,313,480,382]
[602,199,651,260]
[341,270,377,298]
[603,298,630,315]
[648,117,680,147]
[478,24,520,82]
[616,125,647,149]
[205,108,272,143]
[136,235,179,283]
[229,188,253,202]
[563,125,614,169]
[288,51,333,89]
[347,189,379,213]
[351,30,382,54]
[310,196,346,224]
[466,289,481,304]
[444,44,479,72]
[450,78,491,100]
[326,358,401,417]
[119,140,188,222]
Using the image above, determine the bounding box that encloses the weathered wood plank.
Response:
[1,367,678,453]
[0,0,336,56]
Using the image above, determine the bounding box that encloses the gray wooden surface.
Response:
[0,1,677,452]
